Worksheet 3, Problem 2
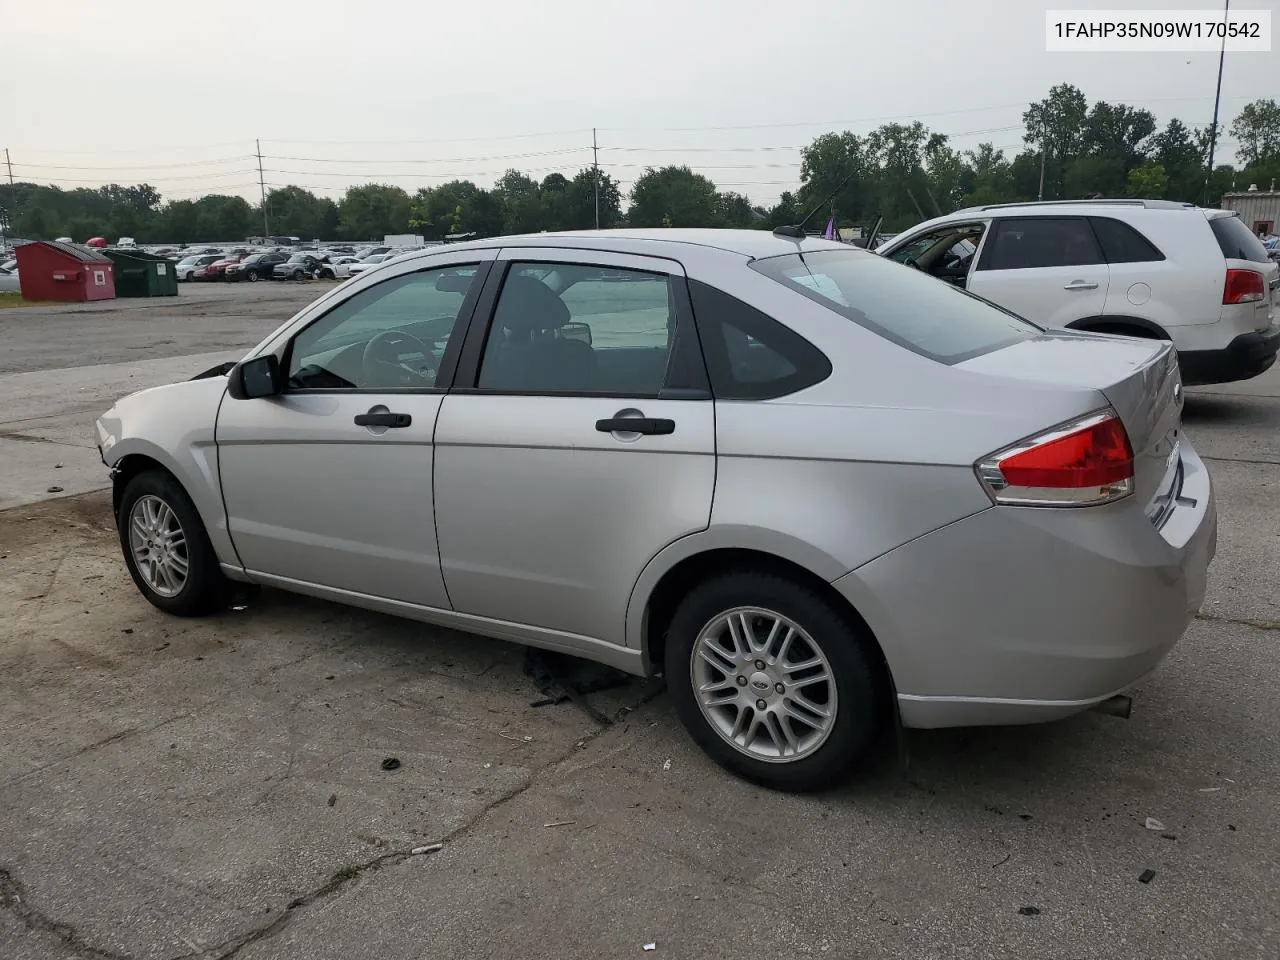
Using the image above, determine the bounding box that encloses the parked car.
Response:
[876,200,1280,386]
[321,256,361,280]
[226,252,288,282]
[273,253,325,281]
[200,256,242,281]
[0,258,19,293]
[346,251,404,278]
[175,254,223,281]
[94,229,1215,791]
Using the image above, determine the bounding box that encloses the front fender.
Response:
[96,378,239,568]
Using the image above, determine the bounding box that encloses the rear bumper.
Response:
[1178,327,1280,386]
[833,440,1217,728]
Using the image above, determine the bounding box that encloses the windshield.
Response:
[1210,214,1272,263]
[751,249,1041,364]
[178,255,201,265]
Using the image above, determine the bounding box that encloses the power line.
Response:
[263,147,588,165]
[9,157,256,172]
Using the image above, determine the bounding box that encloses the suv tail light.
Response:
[1223,268,1266,304]
[976,411,1134,507]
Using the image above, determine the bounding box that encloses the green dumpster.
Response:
[104,249,179,297]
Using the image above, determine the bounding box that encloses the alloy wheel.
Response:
[127,495,189,598]
[690,606,838,763]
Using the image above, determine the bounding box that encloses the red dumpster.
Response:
[14,241,116,303]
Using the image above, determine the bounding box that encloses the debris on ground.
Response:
[1144,817,1166,831]
[662,759,672,771]
[544,820,576,828]
[1161,832,1177,840]
[326,794,337,807]
[1138,869,1156,884]
[499,731,534,743]
[524,648,630,725]
[1018,906,1040,916]
[410,843,444,855]
[380,757,401,771]
[46,485,63,493]
[643,944,656,952]
[1199,787,1223,793]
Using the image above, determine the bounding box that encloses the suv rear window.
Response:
[1210,215,1271,263]
[751,250,1040,364]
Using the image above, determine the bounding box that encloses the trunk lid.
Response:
[957,330,1182,521]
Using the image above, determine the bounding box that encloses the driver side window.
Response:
[286,264,480,391]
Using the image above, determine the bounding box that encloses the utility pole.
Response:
[592,128,600,230]
[256,139,269,237]
[1037,122,1047,201]
[1204,0,1230,204]
[4,148,12,186]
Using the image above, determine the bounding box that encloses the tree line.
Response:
[2,86,1278,245]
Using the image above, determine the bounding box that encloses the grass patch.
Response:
[0,291,55,308]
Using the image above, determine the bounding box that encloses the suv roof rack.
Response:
[975,199,1197,212]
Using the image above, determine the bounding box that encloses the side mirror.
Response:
[228,354,283,400]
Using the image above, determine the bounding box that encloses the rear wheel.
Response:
[247,270,259,282]
[117,470,228,616]
[664,570,885,792]
[292,269,304,280]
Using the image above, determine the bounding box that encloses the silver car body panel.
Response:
[94,229,1217,730]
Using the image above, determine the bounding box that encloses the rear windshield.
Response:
[1210,215,1271,263]
[750,249,1041,364]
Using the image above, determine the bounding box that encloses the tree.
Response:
[1151,118,1205,200]
[193,195,252,240]
[1084,101,1156,170]
[338,183,412,239]
[494,169,543,235]
[562,169,621,230]
[155,199,199,244]
[1230,98,1280,166]
[797,132,867,224]
[923,135,970,213]
[963,143,1017,206]
[627,166,719,227]
[1023,83,1090,199]
[714,191,756,228]
[1064,155,1126,198]
[264,186,331,239]
[1126,162,1169,198]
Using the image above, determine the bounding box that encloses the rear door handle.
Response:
[354,412,412,428]
[595,417,675,436]
[1063,280,1099,291]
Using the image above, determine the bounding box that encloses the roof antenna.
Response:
[773,168,859,239]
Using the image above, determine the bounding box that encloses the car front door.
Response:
[215,252,495,607]
[967,216,1109,327]
[432,248,716,647]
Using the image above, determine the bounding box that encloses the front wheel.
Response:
[665,571,885,792]
[117,470,228,616]
[247,270,259,282]
[292,269,304,280]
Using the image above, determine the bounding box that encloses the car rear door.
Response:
[967,216,1109,327]
[432,247,716,647]
[215,251,495,608]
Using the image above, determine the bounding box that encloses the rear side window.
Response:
[978,217,1105,270]
[751,250,1039,365]
[686,279,831,399]
[1089,217,1165,263]
[1209,215,1272,263]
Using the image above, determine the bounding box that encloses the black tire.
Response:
[247,270,259,282]
[319,269,334,280]
[664,570,885,792]
[116,470,228,617]
[292,269,304,280]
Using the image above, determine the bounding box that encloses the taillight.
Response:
[1223,268,1265,304]
[976,411,1134,507]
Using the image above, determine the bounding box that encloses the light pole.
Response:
[1203,0,1230,203]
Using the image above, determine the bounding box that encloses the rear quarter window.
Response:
[750,249,1040,365]
[1210,215,1272,263]
[1089,216,1165,263]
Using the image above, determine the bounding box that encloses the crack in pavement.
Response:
[0,867,132,960]
[1195,611,1280,631]
[203,678,666,960]
[1200,454,1280,467]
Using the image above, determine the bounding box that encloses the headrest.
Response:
[495,275,571,336]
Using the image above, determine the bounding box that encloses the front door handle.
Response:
[595,417,675,436]
[354,412,412,428]
[1063,280,1099,291]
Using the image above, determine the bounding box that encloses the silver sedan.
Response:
[94,229,1216,791]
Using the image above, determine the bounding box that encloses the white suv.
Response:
[876,200,1280,385]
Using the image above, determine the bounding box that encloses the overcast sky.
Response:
[2,0,1276,207]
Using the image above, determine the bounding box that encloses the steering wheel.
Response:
[361,330,436,386]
